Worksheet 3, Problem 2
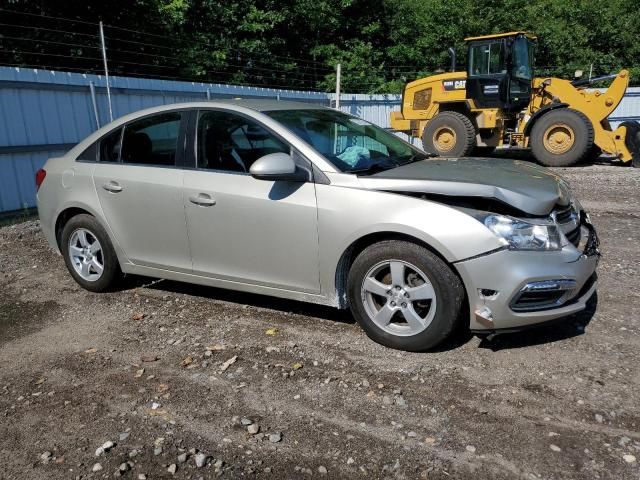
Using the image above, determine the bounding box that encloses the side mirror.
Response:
[249,152,300,181]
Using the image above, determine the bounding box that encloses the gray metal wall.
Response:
[1,65,639,213]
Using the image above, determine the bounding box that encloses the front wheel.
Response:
[530,108,594,167]
[347,240,465,351]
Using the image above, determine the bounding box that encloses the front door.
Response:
[183,109,320,293]
[466,39,508,108]
[93,111,191,272]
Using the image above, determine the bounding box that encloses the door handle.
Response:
[189,193,216,206]
[102,181,123,193]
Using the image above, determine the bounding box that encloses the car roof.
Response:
[224,99,328,111]
[124,99,329,115]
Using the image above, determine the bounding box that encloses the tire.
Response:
[422,111,476,157]
[347,240,465,352]
[620,121,640,168]
[530,108,594,167]
[60,214,121,292]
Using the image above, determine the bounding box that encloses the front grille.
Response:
[512,290,567,311]
[510,279,577,312]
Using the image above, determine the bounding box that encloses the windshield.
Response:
[265,109,427,173]
[512,37,533,80]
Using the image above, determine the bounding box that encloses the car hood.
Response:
[358,157,570,216]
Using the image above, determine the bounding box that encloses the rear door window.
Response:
[120,112,182,166]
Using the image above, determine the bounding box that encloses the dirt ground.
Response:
[1,162,639,480]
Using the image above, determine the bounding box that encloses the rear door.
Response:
[182,109,320,293]
[92,111,192,272]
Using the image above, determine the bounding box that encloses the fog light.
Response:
[478,288,498,299]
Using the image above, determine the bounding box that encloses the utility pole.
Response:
[99,21,113,122]
[588,63,593,82]
[335,63,341,110]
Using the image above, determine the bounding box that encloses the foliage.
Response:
[0,0,639,92]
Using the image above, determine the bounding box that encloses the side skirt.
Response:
[121,263,338,308]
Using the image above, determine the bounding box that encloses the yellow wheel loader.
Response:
[390,32,640,167]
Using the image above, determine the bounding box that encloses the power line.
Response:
[1,50,104,62]
[0,29,333,83]
[0,45,328,85]
[0,9,335,70]
[102,31,333,71]
[0,7,103,27]
[0,22,99,38]
[0,35,101,50]
[0,61,106,75]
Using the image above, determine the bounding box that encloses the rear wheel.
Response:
[60,214,121,292]
[347,240,465,351]
[530,108,594,167]
[422,111,476,157]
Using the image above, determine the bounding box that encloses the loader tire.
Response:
[422,112,476,157]
[530,108,594,167]
[620,121,640,168]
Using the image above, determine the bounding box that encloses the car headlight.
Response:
[482,214,567,251]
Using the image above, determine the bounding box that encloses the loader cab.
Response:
[465,32,536,111]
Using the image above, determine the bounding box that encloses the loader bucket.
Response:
[621,121,640,167]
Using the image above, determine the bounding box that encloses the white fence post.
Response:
[99,21,114,122]
[335,63,341,109]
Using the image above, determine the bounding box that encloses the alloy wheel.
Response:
[361,260,437,336]
[68,228,104,282]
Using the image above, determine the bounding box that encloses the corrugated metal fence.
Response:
[1,65,639,214]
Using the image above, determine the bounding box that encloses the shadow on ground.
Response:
[130,276,356,325]
[0,291,60,345]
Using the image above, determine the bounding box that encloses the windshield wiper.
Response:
[397,152,429,166]
[349,162,394,175]
[350,153,429,175]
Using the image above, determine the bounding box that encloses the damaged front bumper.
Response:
[454,224,599,332]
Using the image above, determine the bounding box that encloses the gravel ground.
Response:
[0,163,639,479]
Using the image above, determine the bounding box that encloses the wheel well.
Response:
[54,207,92,248]
[334,232,454,309]
[433,104,478,132]
[437,101,472,116]
[522,103,570,137]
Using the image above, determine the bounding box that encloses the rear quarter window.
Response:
[76,142,98,162]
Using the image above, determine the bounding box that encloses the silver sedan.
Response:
[36,101,598,351]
